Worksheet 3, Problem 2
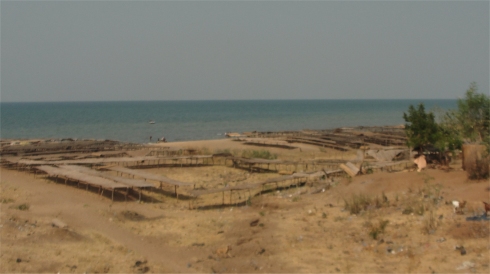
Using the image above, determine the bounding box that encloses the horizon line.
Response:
[0,98,459,104]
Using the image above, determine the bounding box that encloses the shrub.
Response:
[343,193,373,214]
[214,148,231,154]
[367,219,389,240]
[246,197,252,206]
[422,209,439,234]
[17,203,30,211]
[343,193,389,215]
[241,150,277,160]
[200,147,212,155]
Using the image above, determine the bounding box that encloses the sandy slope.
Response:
[1,140,489,273]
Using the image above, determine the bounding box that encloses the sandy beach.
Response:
[1,136,489,273]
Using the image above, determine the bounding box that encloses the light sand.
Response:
[1,139,489,273]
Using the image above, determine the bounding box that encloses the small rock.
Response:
[16,258,21,263]
[134,260,146,267]
[51,218,67,229]
[436,237,446,243]
[250,219,259,227]
[214,245,231,258]
[456,261,475,270]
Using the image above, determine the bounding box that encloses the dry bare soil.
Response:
[1,139,489,273]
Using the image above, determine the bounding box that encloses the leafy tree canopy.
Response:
[403,103,439,151]
[442,82,489,149]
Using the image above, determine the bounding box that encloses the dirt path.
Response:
[0,168,197,272]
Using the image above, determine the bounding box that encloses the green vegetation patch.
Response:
[241,149,277,160]
[15,203,30,211]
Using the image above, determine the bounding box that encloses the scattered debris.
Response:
[214,245,232,258]
[436,237,446,243]
[366,149,406,162]
[452,200,467,214]
[339,162,359,177]
[456,261,475,270]
[466,215,490,221]
[455,245,467,255]
[51,218,67,229]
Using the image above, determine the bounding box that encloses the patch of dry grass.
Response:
[343,193,390,215]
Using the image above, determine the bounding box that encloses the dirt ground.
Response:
[1,139,489,273]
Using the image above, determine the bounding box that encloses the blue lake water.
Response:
[0,100,457,143]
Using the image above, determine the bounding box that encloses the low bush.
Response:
[366,219,389,240]
[17,203,30,211]
[343,193,389,215]
[422,209,439,234]
[199,147,212,155]
[241,149,277,160]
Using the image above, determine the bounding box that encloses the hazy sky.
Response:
[1,1,488,102]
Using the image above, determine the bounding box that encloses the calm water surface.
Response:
[1,100,456,143]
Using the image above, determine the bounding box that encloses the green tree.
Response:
[443,82,490,149]
[403,103,440,151]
